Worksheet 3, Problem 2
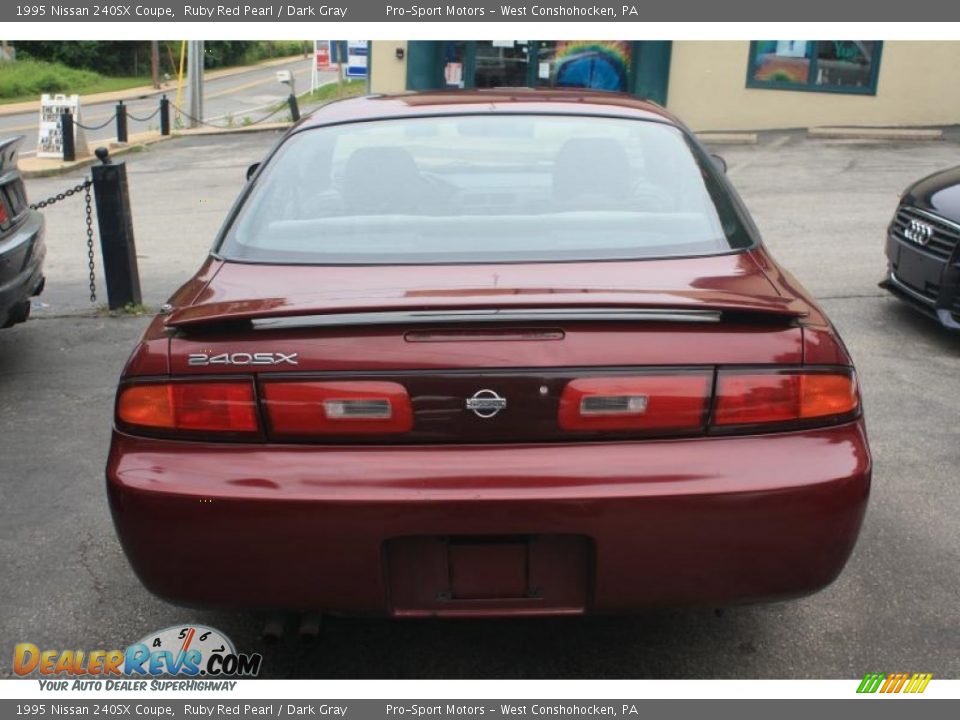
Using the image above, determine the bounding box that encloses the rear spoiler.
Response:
[164,294,808,331]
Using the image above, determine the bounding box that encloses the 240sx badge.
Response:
[188,352,298,366]
[13,624,262,687]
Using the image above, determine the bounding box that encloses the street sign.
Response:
[346,41,369,79]
[330,41,348,65]
[312,40,367,90]
[315,40,330,70]
[312,40,331,91]
[37,94,88,159]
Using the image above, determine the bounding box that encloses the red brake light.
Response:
[116,381,259,435]
[0,201,9,226]
[714,370,859,427]
[559,373,712,432]
[261,380,413,437]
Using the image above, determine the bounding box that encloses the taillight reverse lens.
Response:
[559,373,712,432]
[117,380,259,435]
[262,380,413,436]
[714,369,859,427]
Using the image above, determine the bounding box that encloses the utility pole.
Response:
[150,41,160,89]
[187,40,204,128]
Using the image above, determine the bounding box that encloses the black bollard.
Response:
[61,110,75,162]
[90,147,142,310]
[287,93,300,122]
[115,100,128,143]
[159,95,170,136]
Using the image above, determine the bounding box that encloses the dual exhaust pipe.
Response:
[261,613,322,641]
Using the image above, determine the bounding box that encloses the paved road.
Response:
[0,57,328,154]
[1,132,959,679]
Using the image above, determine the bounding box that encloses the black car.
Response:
[881,166,960,331]
[0,136,45,328]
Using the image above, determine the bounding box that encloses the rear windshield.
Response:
[219,114,754,264]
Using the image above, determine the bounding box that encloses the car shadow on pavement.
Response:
[189,606,781,679]
[880,301,960,353]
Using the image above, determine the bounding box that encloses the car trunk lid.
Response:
[161,255,808,443]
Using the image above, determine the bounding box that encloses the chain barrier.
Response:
[73,116,116,132]
[126,106,162,123]
[29,179,98,304]
[170,102,289,129]
[83,182,96,303]
[29,179,90,210]
[71,103,158,131]
[64,97,291,138]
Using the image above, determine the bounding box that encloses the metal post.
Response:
[287,93,301,122]
[90,148,142,310]
[187,40,204,128]
[61,110,75,162]
[159,95,170,136]
[115,100,128,143]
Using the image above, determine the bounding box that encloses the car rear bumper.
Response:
[107,421,871,616]
[881,230,960,331]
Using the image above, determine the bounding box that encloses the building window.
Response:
[474,41,533,89]
[746,41,882,95]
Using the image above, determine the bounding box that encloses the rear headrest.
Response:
[553,138,631,204]
[342,146,426,213]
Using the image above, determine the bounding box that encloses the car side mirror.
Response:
[246,162,260,181]
[710,154,728,174]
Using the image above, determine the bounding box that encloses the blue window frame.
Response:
[746,41,882,95]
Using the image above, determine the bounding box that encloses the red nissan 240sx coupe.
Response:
[107,90,871,617]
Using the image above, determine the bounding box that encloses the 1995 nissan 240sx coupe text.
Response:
[107,90,871,617]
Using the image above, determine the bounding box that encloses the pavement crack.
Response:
[76,531,110,608]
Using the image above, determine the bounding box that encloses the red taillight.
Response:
[261,380,413,437]
[116,380,259,435]
[714,370,859,427]
[559,373,712,432]
[0,201,9,226]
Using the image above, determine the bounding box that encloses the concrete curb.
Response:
[0,55,308,117]
[697,132,758,145]
[21,142,156,178]
[808,126,943,141]
[174,122,290,138]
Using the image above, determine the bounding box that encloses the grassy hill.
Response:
[0,59,146,104]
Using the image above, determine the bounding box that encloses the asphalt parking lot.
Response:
[2,130,959,679]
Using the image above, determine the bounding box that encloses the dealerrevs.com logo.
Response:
[14,625,262,689]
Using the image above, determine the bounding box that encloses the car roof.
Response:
[298,88,683,129]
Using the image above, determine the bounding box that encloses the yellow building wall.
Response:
[370,41,409,94]
[667,41,960,131]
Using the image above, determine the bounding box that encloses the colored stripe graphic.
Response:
[857,672,932,694]
[857,673,886,693]
[905,673,933,694]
